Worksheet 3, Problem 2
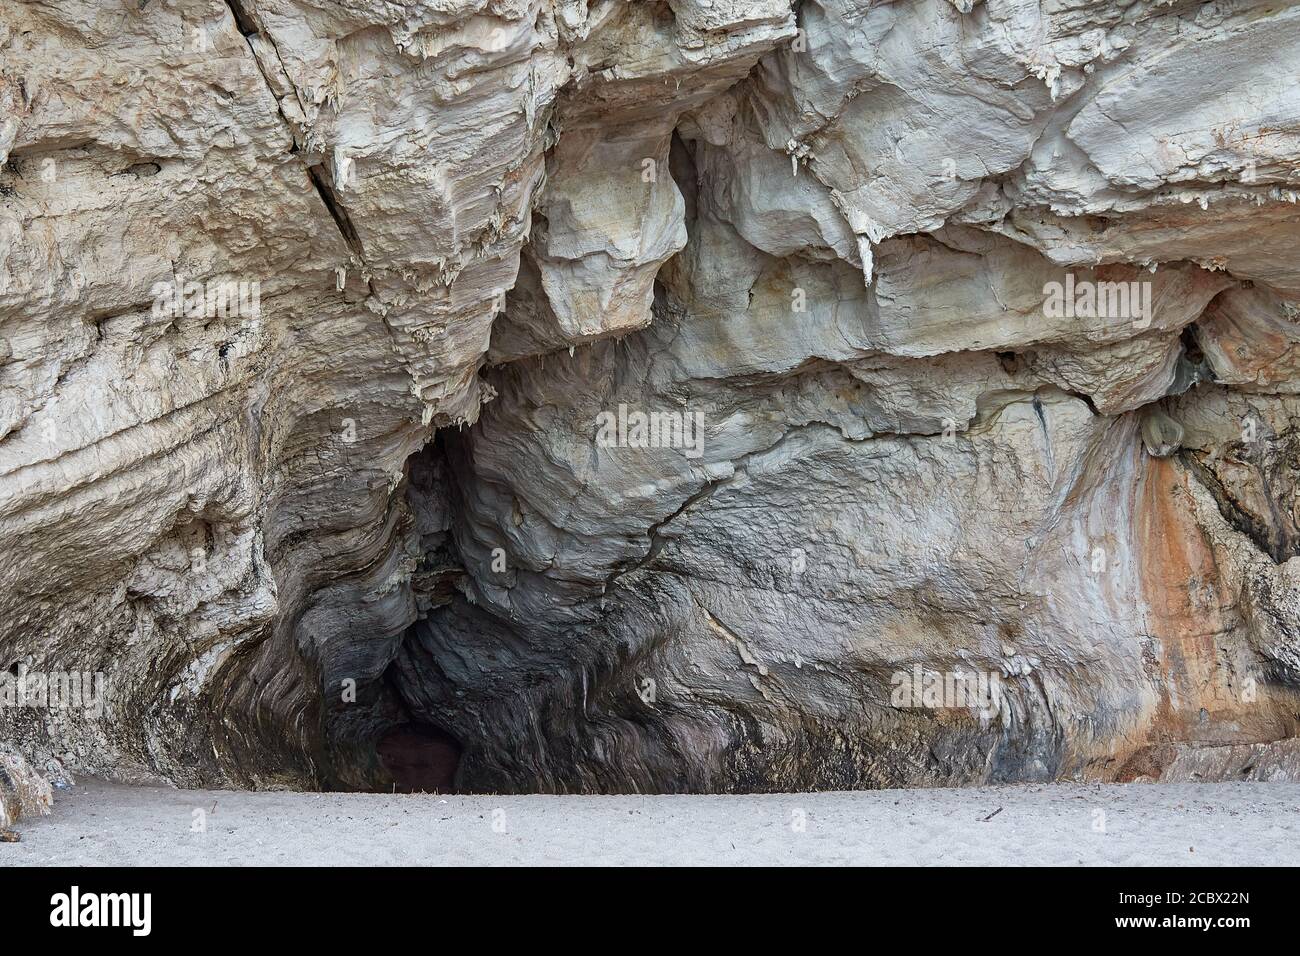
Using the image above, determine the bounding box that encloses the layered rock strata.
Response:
[2,0,1299,793]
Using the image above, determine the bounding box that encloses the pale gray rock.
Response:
[0,745,53,829]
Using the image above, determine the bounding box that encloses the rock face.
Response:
[0,745,53,829]
[1,0,1299,794]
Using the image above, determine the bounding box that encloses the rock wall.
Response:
[0,744,53,830]
[2,0,1299,793]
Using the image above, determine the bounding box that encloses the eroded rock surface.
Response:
[2,0,1299,794]
[0,744,53,831]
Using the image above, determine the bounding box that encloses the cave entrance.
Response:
[377,724,463,794]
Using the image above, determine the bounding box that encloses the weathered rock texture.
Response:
[2,0,1299,793]
[0,745,53,828]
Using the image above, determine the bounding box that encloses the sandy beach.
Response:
[4,780,1297,866]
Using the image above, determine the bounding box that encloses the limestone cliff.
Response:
[2,0,1299,794]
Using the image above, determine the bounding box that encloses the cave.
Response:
[376,724,463,795]
[3,0,1300,821]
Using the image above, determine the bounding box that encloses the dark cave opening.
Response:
[328,426,482,795]
[376,723,464,794]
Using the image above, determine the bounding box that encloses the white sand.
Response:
[3,779,1297,866]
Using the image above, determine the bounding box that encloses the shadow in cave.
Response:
[376,723,463,794]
